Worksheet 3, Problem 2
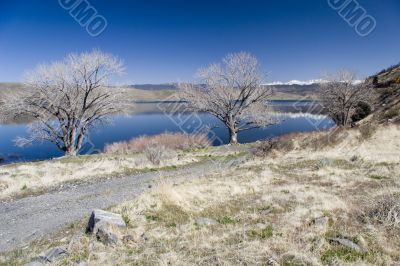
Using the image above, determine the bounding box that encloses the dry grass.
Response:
[104,132,211,154]
[2,125,400,265]
[0,150,203,200]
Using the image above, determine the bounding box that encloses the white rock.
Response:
[86,209,126,233]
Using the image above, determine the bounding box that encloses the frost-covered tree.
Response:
[3,50,127,156]
[180,52,274,144]
[320,70,374,126]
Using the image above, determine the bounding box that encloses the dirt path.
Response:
[0,160,231,253]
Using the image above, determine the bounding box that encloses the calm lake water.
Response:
[0,101,335,164]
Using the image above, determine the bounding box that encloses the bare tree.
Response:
[180,52,274,144]
[320,70,375,126]
[3,50,128,156]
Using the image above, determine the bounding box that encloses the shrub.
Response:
[252,134,295,157]
[352,102,372,123]
[363,192,400,229]
[104,132,211,154]
[358,124,377,140]
[144,141,167,165]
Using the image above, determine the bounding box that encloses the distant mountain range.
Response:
[128,81,324,99]
[128,80,327,91]
[128,83,179,91]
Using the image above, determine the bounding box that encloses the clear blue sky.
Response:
[0,0,399,84]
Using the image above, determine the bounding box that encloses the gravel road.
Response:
[0,160,228,253]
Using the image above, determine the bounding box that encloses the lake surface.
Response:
[0,101,335,164]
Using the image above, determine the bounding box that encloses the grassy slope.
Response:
[2,125,400,265]
[363,65,400,124]
[0,145,247,200]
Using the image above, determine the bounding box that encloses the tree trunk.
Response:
[65,146,77,156]
[64,127,77,156]
[226,114,238,144]
[229,128,238,144]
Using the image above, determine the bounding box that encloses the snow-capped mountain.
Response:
[264,79,327,86]
[264,79,363,86]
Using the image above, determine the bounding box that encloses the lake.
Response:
[0,101,334,164]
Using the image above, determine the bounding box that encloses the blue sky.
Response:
[0,0,399,84]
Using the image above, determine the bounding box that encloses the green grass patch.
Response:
[146,203,190,226]
[121,206,131,226]
[247,225,273,239]
[217,216,236,225]
[369,175,387,180]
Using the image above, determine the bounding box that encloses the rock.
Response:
[260,208,273,215]
[86,209,126,234]
[24,262,44,266]
[313,216,329,226]
[196,217,218,226]
[96,225,119,245]
[256,223,267,229]
[122,234,135,243]
[327,237,363,252]
[75,262,88,266]
[141,232,148,241]
[357,236,368,250]
[34,247,68,263]
[267,257,280,266]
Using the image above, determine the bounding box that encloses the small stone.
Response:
[314,216,329,226]
[196,217,218,226]
[141,233,148,241]
[267,257,280,266]
[37,247,68,263]
[96,225,119,245]
[260,208,273,215]
[24,262,44,266]
[122,234,135,242]
[327,237,363,252]
[86,209,126,234]
[256,223,266,229]
[75,261,88,266]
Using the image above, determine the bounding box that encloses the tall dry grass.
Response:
[104,132,211,154]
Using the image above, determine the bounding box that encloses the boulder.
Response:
[86,209,126,234]
[327,237,363,252]
[196,217,218,226]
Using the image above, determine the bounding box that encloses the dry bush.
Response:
[358,123,378,140]
[362,192,400,229]
[252,134,296,157]
[104,132,211,154]
[144,141,176,165]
